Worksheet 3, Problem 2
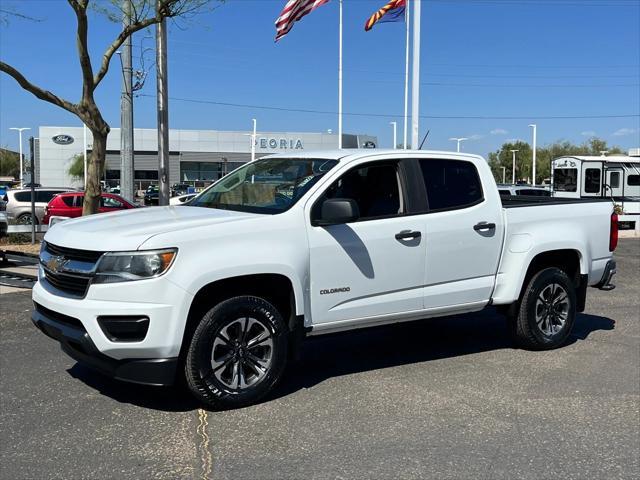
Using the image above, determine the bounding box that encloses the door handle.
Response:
[473,222,496,231]
[395,230,422,240]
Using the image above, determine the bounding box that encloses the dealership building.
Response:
[35,126,377,189]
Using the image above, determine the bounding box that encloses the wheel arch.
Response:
[178,273,301,360]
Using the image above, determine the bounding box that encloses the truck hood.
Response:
[44,206,261,252]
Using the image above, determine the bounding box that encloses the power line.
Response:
[136,94,639,120]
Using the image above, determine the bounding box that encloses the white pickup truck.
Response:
[32,150,618,409]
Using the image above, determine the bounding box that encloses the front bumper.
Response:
[32,303,177,386]
[32,272,194,385]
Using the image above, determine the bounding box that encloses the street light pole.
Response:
[510,149,519,184]
[529,124,537,186]
[449,137,467,153]
[156,10,170,206]
[390,121,397,149]
[501,167,506,184]
[251,118,257,162]
[9,127,30,187]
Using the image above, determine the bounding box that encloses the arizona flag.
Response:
[364,0,406,31]
[275,0,331,42]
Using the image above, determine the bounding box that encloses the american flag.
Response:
[275,0,330,42]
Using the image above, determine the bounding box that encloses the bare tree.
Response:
[1,0,214,214]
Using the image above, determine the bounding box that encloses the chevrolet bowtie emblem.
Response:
[46,255,67,274]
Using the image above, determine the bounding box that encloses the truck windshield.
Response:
[189,158,338,214]
[554,168,578,192]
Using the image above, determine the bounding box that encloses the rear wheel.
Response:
[185,296,288,409]
[510,267,576,350]
[17,213,37,225]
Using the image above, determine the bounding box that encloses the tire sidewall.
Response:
[523,268,576,348]
[186,296,288,409]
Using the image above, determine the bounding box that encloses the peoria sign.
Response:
[258,137,303,150]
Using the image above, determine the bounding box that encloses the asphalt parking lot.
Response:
[1,239,638,480]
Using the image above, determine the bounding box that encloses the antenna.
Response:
[419,130,430,150]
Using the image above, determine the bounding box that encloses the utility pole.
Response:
[251,118,257,161]
[529,124,537,186]
[390,121,397,149]
[501,167,506,184]
[156,6,170,206]
[510,149,519,184]
[119,0,135,202]
[410,0,421,149]
[29,136,36,243]
[9,127,30,187]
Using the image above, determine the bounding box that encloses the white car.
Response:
[32,150,618,409]
[169,193,197,206]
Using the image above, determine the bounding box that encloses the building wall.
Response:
[38,126,377,188]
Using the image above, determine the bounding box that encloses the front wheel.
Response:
[510,267,576,350]
[185,296,289,409]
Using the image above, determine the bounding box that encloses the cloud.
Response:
[581,130,596,137]
[468,134,484,140]
[490,128,508,135]
[612,128,636,137]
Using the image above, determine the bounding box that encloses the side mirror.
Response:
[315,198,360,226]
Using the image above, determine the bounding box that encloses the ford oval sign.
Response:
[52,134,74,145]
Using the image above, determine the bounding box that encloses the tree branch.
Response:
[68,0,95,98]
[93,16,160,88]
[0,61,78,115]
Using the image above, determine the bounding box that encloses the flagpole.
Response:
[338,0,343,149]
[403,0,410,150]
[411,0,421,149]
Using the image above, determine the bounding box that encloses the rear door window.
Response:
[36,190,60,203]
[418,159,483,211]
[61,196,75,207]
[13,192,31,202]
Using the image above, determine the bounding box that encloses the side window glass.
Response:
[418,159,483,211]
[36,190,56,203]
[609,172,620,188]
[314,162,404,221]
[61,196,75,207]
[628,174,640,186]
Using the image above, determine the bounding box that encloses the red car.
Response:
[43,192,137,225]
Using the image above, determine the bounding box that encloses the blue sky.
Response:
[1,0,639,157]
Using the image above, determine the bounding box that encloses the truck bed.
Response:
[501,195,613,208]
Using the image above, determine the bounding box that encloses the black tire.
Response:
[510,267,576,350]
[185,296,288,409]
[17,213,37,225]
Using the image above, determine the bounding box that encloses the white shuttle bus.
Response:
[552,155,640,228]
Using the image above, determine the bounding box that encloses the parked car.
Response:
[3,188,74,225]
[42,192,137,225]
[171,184,191,197]
[0,212,8,239]
[497,184,551,197]
[169,193,197,206]
[144,185,159,206]
[33,150,617,409]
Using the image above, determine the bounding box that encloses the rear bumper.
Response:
[32,304,177,386]
[594,259,616,291]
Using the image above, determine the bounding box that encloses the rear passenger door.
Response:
[416,158,504,309]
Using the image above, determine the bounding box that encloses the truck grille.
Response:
[41,242,103,297]
[45,242,104,263]
[43,270,91,297]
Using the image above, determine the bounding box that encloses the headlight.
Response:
[94,249,177,284]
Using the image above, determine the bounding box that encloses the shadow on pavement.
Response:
[66,309,614,412]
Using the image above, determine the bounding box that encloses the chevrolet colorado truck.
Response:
[32,150,618,409]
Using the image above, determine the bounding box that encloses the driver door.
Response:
[305,159,426,325]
